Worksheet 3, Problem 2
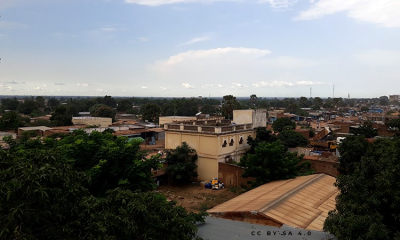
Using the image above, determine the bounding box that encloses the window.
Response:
[229,138,234,146]
[239,136,243,144]
[222,140,227,147]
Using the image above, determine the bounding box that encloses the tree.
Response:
[246,127,278,154]
[165,142,198,184]
[336,136,369,175]
[17,98,38,115]
[141,103,161,123]
[272,117,296,132]
[250,94,257,107]
[388,118,400,136]
[221,95,240,119]
[47,97,60,110]
[50,105,73,126]
[117,99,133,112]
[0,139,206,239]
[350,123,378,138]
[90,104,116,120]
[1,97,20,110]
[239,141,306,188]
[200,104,217,115]
[312,97,323,110]
[360,106,369,112]
[324,138,400,240]
[0,111,30,130]
[278,130,309,148]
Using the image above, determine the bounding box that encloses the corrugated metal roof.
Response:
[208,174,338,231]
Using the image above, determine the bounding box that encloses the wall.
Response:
[197,156,218,181]
[303,156,339,177]
[233,110,253,125]
[72,117,112,127]
[218,162,255,187]
[159,116,196,126]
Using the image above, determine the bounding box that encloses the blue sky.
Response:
[1,0,399,98]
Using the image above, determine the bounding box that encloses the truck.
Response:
[309,140,337,150]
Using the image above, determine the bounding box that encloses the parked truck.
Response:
[309,140,337,150]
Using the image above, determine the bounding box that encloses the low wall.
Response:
[218,162,255,187]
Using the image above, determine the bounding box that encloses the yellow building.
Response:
[72,117,112,127]
[164,110,267,181]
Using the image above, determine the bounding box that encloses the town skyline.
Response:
[1,0,399,98]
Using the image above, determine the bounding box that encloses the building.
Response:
[207,174,338,232]
[72,117,112,127]
[163,109,267,181]
[389,95,400,103]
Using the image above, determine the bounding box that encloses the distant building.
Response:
[389,95,400,102]
[72,117,112,127]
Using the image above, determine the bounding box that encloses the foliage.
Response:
[200,104,217,115]
[1,97,19,110]
[50,105,73,126]
[117,99,133,112]
[0,111,30,130]
[221,95,240,119]
[0,142,206,240]
[17,98,39,115]
[47,97,61,110]
[272,117,296,132]
[165,142,198,184]
[89,104,116,120]
[239,141,305,188]
[360,106,369,112]
[246,127,277,154]
[349,123,378,138]
[57,130,160,195]
[278,130,309,148]
[141,103,161,123]
[389,118,400,136]
[324,138,400,240]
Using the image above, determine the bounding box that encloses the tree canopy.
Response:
[0,131,206,239]
[278,130,309,148]
[272,117,296,132]
[324,137,400,240]
[165,142,198,184]
[50,105,73,126]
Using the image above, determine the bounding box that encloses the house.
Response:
[163,109,267,181]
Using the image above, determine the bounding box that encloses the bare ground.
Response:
[155,184,245,213]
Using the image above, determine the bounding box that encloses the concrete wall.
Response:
[197,156,219,181]
[303,156,339,177]
[159,116,196,126]
[218,162,255,187]
[72,117,112,127]
[233,110,253,125]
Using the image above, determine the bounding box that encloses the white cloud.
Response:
[141,86,148,89]
[160,87,170,91]
[99,27,118,32]
[259,0,298,9]
[139,37,149,42]
[296,0,400,28]
[181,36,210,45]
[202,84,213,88]
[0,20,26,29]
[182,83,195,89]
[252,80,328,88]
[33,86,45,91]
[124,0,234,6]
[217,84,224,88]
[355,50,400,66]
[96,88,106,92]
[231,83,248,88]
[77,83,98,87]
[156,47,271,67]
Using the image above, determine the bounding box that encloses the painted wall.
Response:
[72,117,112,127]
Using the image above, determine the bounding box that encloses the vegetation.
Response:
[349,123,378,138]
[50,105,73,126]
[0,111,30,130]
[165,142,198,185]
[239,127,312,188]
[272,117,296,132]
[324,137,400,240]
[0,131,206,239]
[278,130,309,148]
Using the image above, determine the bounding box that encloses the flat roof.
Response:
[208,174,338,231]
[19,126,53,131]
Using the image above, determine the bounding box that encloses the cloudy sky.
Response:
[0,0,399,98]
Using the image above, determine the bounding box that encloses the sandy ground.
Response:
[155,184,244,213]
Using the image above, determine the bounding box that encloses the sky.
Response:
[0,0,399,98]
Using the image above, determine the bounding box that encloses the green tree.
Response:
[0,111,30,131]
[388,118,400,136]
[17,98,38,115]
[250,94,257,108]
[246,127,278,154]
[141,103,161,123]
[165,142,198,184]
[0,140,206,239]
[221,95,240,119]
[360,106,370,112]
[272,117,296,132]
[278,130,309,148]
[50,105,73,126]
[324,138,400,240]
[1,97,19,110]
[313,97,323,110]
[350,123,378,138]
[200,104,217,115]
[117,99,133,112]
[47,97,61,110]
[90,104,116,120]
[239,141,305,188]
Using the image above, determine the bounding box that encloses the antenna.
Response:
[333,84,335,98]
[310,87,312,98]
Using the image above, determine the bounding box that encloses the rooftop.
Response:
[207,174,338,231]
